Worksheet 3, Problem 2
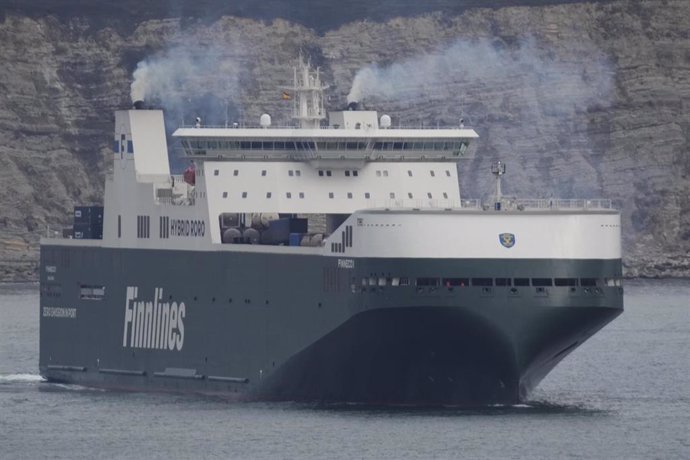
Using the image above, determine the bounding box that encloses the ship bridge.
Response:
[172,116,477,166]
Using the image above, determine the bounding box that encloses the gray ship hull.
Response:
[39,244,622,405]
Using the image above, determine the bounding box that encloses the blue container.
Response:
[289,233,302,246]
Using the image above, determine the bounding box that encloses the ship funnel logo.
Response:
[499,233,516,248]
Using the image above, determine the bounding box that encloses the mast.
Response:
[291,55,327,129]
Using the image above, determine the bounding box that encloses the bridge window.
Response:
[495,278,512,286]
[416,277,440,287]
[443,278,468,287]
[532,278,553,287]
[555,278,578,286]
[514,278,530,286]
[471,278,493,286]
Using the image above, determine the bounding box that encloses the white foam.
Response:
[0,373,46,383]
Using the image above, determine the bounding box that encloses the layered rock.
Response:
[0,0,688,281]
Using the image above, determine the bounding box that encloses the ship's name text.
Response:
[170,218,205,237]
[337,259,355,269]
[43,307,76,318]
[122,287,185,351]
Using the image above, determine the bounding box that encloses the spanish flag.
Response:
[282,91,291,100]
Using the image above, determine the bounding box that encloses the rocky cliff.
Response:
[0,0,688,281]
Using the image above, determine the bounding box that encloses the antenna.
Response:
[290,54,328,129]
[491,161,506,210]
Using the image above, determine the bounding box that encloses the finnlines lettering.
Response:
[122,287,185,351]
[169,218,205,237]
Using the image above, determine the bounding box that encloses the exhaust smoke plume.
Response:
[130,40,244,125]
[346,38,613,112]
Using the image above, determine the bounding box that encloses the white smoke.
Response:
[346,38,613,112]
[129,40,244,123]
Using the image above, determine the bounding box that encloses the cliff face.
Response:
[0,0,688,281]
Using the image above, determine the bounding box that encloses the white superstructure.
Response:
[62,57,621,262]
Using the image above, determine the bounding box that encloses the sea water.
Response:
[0,280,688,459]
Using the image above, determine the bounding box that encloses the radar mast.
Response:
[291,55,327,129]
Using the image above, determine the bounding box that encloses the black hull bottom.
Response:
[256,305,621,405]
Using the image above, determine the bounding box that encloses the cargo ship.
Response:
[39,58,623,405]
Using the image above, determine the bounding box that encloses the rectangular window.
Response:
[389,192,395,199]
[347,192,353,199]
[345,171,351,177]
[326,171,332,177]
[408,170,413,177]
[299,192,305,199]
[289,170,294,176]
[261,170,267,176]
[580,278,598,287]
[514,278,530,286]
[445,170,451,177]
[266,192,272,198]
[532,278,553,287]
[233,170,239,176]
[427,193,433,199]
[471,278,493,286]
[329,192,334,199]
[416,277,440,287]
[365,193,371,199]
[376,170,381,177]
[495,278,512,286]
[117,215,121,238]
[286,192,292,198]
[319,170,324,177]
[443,192,448,199]
[222,192,228,198]
[399,277,410,286]
[295,170,301,177]
[554,278,578,286]
[383,170,389,177]
[408,193,413,199]
[443,278,468,287]
[214,169,219,176]
[242,192,248,198]
[353,171,358,177]
[430,170,435,177]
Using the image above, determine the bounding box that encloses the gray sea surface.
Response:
[0,280,688,459]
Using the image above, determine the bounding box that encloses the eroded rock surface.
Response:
[0,0,688,281]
